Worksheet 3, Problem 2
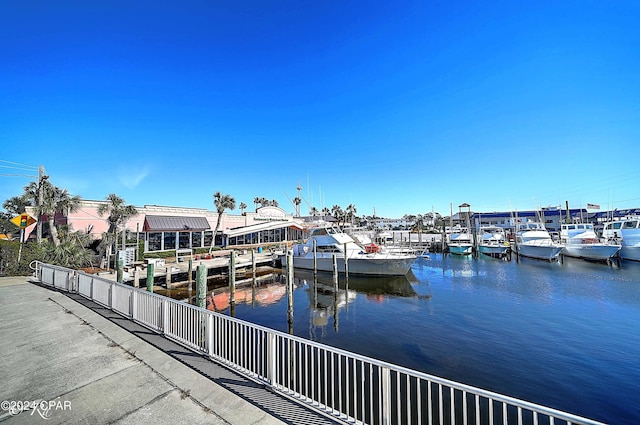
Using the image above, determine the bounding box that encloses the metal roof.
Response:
[143,215,210,232]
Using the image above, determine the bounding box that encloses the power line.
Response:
[0,160,39,170]
[0,173,38,178]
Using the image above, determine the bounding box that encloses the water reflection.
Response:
[289,269,432,336]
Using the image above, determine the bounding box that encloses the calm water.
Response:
[208,254,640,424]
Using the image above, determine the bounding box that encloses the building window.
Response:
[192,231,202,248]
[204,231,213,248]
[164,232,176,251]
[148,232,162,251]
[179,231,190,249]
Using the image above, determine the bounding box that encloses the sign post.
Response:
[11,213,36,263]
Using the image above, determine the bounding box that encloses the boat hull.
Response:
[289,253,416,276]
[448,244,473,255]
[478,245,510,257]
[620,246,640,262]
[561,244,621,261]
[514,243,563,261]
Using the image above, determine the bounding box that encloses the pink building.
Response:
[26,201,305,253]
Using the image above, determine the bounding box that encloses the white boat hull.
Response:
[290,253,416,276]
[561,244,621,261]
[620,246,640,262]
[514,243,563,261]
[448,244,473,255]
[478,244,510,256]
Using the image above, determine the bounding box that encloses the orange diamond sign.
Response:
[11,213,36,228]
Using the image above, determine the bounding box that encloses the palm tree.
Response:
[22,179,81,246]
[321,207,330,220]
[97,194,138,264]
[309,207,319,218]
[270,199,279,208]
[331,205,344,226]
[42,186,81,247]
[209,192,235,254]
[293,197,302,217]
[253,197,261,212]
[239,202,247,215]
[346,204,357,226]
[2,195,29,216]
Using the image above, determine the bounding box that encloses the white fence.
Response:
[32,261,606,425]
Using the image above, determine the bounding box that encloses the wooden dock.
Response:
[101,250,278,288]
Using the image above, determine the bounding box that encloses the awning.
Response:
[225,221,303,237]
[143,215,210,232]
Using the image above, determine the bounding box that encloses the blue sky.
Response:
[1,1,639,218]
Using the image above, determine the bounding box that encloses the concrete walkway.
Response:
[0,276,340,424]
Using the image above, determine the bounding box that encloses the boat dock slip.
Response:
[106,250,277,288]
[0,277,340,424]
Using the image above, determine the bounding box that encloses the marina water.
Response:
[210,254,640,424]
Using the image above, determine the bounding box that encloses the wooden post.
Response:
[117,259,124,283]
[313,238,317,276]
[343,242,349,277]
[166,266,171,286]
[188,258,193,286]
[332,254,338,285]
[286,250,294,330]
[133,269,140,288]
[229,251,236,305]
[146,263,154,293]
[252,248,257,284]
[196,264,206,309]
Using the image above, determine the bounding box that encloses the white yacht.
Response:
[601,217,640,262]
[477,226,511,258]
[513,221,564,261]
[285,227,417,276]
[560,222,621,262]
[447,226,474,255]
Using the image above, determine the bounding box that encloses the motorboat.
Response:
[560,222,621,262]
[601,217,640,261]
[283,227,417,276]
[513,221,564,261]
[477,226,511,258]
[447,226,474,255]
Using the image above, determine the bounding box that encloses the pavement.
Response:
[0,276,340,424]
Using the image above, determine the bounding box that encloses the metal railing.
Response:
[31,261,606,425]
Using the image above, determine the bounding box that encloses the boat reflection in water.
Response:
[293,269,430,333]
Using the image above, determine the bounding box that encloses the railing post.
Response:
[207,313,214,358]
[131,290,138,320]
[109,282,115,309]
[267,332,277,388]
[382,367,391,425]
[71,271,78,293]
[163,299,170,335]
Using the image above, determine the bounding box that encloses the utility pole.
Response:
[36,165,46,244]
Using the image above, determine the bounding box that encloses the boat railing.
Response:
[33,261,606,425]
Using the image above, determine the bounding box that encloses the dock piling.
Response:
[146,263,154,293]
[229,251,236,305]
[196,264,206,309]
[286,250,294,330]
[116,259,123,283]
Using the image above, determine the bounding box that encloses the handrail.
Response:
[32,261,607,425]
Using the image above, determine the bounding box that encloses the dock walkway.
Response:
[0,276,340,424]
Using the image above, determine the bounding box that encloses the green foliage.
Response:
[0,240,46,276]
[0,231,96,276]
